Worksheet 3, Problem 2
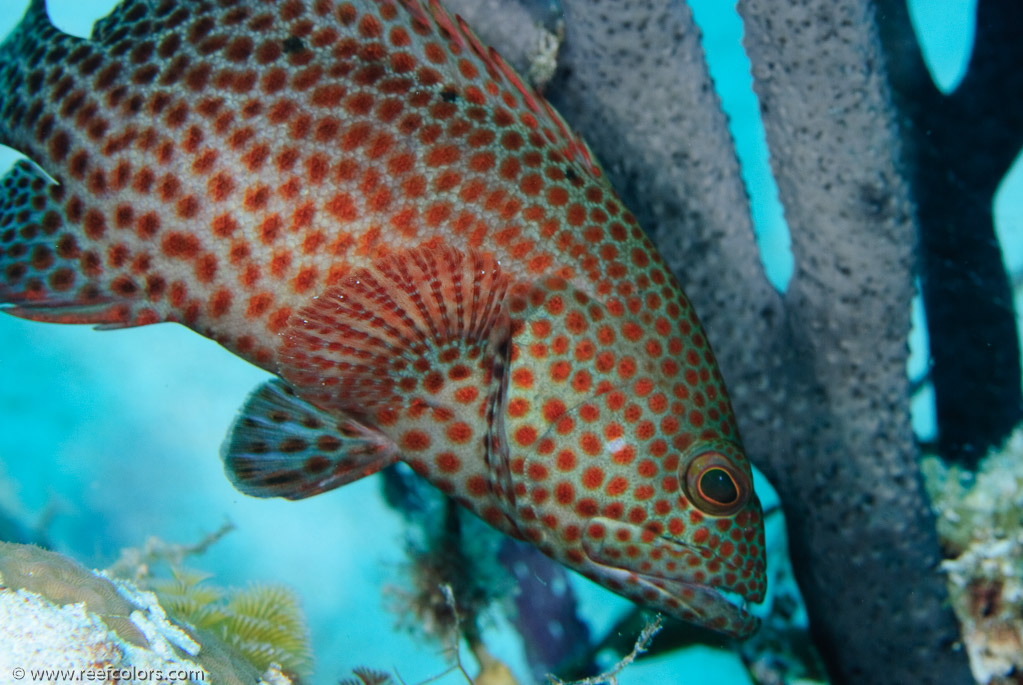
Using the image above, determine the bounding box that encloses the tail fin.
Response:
[0,6,134,326]
[0,159,129,325]
[0,0,53,57]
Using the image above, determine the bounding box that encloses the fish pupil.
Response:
[700,467,738,505]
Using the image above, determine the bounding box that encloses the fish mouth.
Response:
[580,517,762,638]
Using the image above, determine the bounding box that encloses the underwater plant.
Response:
[877,0,1023,467]
[381,466,526,682]
[102,526,313,680]
[148,569,313,680]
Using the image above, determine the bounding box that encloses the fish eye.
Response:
[699,467,739,506]
[682,450,750,516]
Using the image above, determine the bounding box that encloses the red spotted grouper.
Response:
[0,0,766,636]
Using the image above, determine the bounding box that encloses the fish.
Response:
[0,0,766,637]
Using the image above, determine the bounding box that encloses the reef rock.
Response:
[0,542,290,685]
[923,428,1023,684]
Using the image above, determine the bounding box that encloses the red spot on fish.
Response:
[162,232,200,259]
[435,452,461,473]
[327,193,358,222]
[83,210,105,239]
[208,288,232,317]
[192,149,217,175]
[426,144,460,167]
[176,195,199,219]
[243,186,270,211]
[466,475,487,497]
[514,425,537,446]
[195,254,218,282]
[270,251,291,279]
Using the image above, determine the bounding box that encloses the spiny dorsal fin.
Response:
[392,0,604,180]
[222,379,398,500]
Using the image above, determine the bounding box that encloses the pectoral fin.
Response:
[278,243,511,419]
[221,380,398,500]
[276,242,516,509]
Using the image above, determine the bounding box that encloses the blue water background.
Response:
[0,1,1016,682]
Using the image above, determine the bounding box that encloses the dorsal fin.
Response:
[391,0,604,180]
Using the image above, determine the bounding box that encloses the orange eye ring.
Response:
[683,450,750,516]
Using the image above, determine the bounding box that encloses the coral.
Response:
[381,469,510,643]
[0,542,297,685]
[922,428,1023,684]
[102,526,311,679]
[0,541,149,647]
[942,539,1023,685]
[1,589,143,678]
[922,430,1023,556]
[378,472,525,682]
[548,617,662,685]
[149,569,227,628]
[0,543,206,683]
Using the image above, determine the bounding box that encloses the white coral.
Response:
[0,588,124,676]
[0,569,295,685]
[0,582,210,684]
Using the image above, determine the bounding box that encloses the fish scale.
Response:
[0,0,767,637]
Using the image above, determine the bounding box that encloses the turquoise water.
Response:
[0,1,1016,683]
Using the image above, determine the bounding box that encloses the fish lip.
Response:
[580,518,761,630]
[637,538,752,610]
